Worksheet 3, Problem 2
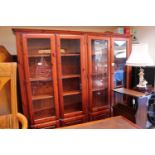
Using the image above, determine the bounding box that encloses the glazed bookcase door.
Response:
[111,37,131,109]
[22,34,59,125]
[88,36,110,112]
[56,34,87,118]
[111,38,131,89]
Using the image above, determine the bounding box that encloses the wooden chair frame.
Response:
[0,63,28,129]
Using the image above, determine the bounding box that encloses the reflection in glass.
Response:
[114,40,127,88]
[91,39,108,108]
[33,98,55,119]
[27,38,52,79]
[26,38,56,119]
[92,90,108,108]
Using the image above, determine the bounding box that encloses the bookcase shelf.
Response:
[61,53,80,56]
[28,54,51,58]
[92,88,107,92]
[61,74,80,79]
[30,77,52,82]
[32,95,53,101]
[63,90,81,96]
[34,108,55,120]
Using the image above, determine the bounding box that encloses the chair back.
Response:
[0,63,18,128]
[0,46,12,62]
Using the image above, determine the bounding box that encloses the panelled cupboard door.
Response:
[88,36,111,112]
[22,34,59,126]
[56,34,87,119]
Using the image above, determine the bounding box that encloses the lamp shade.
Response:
[126,43,154,66]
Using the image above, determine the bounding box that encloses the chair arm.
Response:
[17,113,28,129]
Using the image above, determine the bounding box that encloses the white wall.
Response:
[2,26,155,60]
[0,26,115,55]
[134,26,155,64]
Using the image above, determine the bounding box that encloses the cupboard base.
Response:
[89,109,111,121]
[31,120,60,129]
[60,115,87,126]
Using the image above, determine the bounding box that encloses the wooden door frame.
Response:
[110,37,132,110]
[110,37,132,90]
[56,34,87,119]
[87,35,111,113]
[22,33,60,125]
[15,32,29,119]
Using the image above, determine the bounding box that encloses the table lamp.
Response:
[126,43,154,89]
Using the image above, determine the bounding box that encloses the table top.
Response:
[113,88,146,97]
[62,116,140,129]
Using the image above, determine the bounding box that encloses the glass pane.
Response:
[27,38,56,119]
[29,56,52,79]
[27,38,51,56]
[92,75,107,90]
[32,98,55,120]
[31,81,53,96]
[114,40,127,88]
[92,90,108,107]
[61,56,80,75]
[63,94,82,114]
[27,38,51,79]
[60,39,82,114]
[91,39,108,108]
[62,78,81,92]
[60,39,80,54]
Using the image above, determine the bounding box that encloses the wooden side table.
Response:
[113,88,152,128]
